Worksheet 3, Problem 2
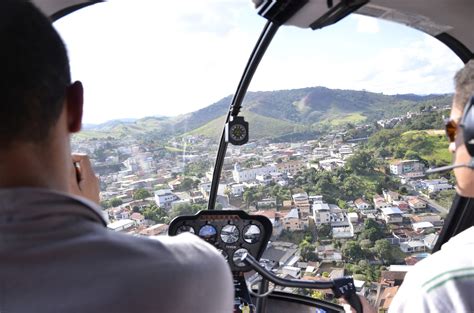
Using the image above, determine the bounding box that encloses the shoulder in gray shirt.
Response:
[0,188,234,313]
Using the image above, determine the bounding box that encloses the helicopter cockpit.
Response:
[34,0,474,312]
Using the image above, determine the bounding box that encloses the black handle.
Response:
[243,253,363,313]
[345,293,363,313]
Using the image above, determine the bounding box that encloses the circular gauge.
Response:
[229,124,247,142]
[198,224,217,242]
[220,224,239,244]
[176,225,195,235]
[217,249,228,261]
[233,248,249,267]
[243,224,261,244]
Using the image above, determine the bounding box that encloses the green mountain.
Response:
[187,110,300,140]
[77,87,452,140]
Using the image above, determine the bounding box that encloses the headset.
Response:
[461,94,474,157]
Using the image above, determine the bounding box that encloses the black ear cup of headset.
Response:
[461,95,474,157]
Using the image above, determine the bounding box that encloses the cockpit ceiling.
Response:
[357,1,474,59]
[285,0,473,61]
[35,0,473,61]
[32,0,102,21]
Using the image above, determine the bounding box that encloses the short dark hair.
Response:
[454,59,474,110]
[0,0,71,146]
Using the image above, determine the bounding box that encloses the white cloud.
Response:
[55,1,464,124]
[348,36,463,94]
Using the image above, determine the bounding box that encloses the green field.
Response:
[324,112,367,126]
[400,130,451,165]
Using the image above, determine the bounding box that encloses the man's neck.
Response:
[0,143,68,192]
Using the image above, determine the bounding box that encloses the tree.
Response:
[311,290,325,300]
[359,239,372,251]
[316,224,331,239]
[243,189,255,209]
[133,189,151,200]
[100,200,111,209]
[360,219,385,242]
[346,150,377,175]
[342,240,365,262]
[169,203,205,219]
[180,177,198,191]
[109,198,123,207]
[373,239,392,263]
[299,240,318,262]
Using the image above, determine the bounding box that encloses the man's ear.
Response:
[66,81,84,133]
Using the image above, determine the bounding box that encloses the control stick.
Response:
[241,253,363,313]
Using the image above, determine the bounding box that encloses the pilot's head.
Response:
[449,60,474,196]
[0,1,83,190]
[0,0,83,147]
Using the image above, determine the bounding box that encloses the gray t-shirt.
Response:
[0,188,234,313]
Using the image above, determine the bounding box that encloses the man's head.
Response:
[450,60,474,197]
[0,0,83,191]
[0,0,82,147]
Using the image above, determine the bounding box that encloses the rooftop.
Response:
[381,207,403,215]
[313,203,330,212]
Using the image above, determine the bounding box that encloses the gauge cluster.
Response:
[168,210,272,272]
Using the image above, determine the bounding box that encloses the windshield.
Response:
[55,0,463,309]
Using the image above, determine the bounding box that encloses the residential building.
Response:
[228,183,245,196]
[154,189,178,210]
[393,200,409,211]
[232,163,277,183]
[256,174,273,186]
[412,221,435,232]
[282,208,307,231]
[292,192,311,217]
[381,207,403,224]
[374,195,391,210]
[354,198,370,210]
[252,209,283,237]
[257,198,277,209]
[319,158,345,171]
[383,190,400,203]
[282,266,302,278]
[407,197,427,212]
[140,224,169,236]
[423,233,439,250]
[427,182,453,193]
[199,182,212,195]
[261,241,298,267]
[316,245,343,262]
[107,219,135,232]
[378,286,400,313]
[275,160,306,175]
[400,240,426,253]
[411,214,444,228]
[348,212,359,223]
[330,206,354,238]
[389,160,425,177]
[312,202,331,226]
[130,212,145,225]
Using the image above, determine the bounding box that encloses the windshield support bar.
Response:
[207,20,280,210]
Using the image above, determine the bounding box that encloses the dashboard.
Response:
[168,210,272,272]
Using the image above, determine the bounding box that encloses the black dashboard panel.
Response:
[168,210,272,272]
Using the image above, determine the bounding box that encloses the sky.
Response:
[54,0,464,124]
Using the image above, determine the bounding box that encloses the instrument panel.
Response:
[168,210,272,272]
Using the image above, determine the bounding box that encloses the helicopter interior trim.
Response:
[32,0,102,21]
